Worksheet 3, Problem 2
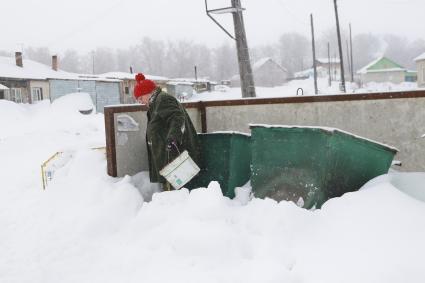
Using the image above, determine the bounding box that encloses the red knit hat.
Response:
[133,73,156,99]
[135,73,145,82]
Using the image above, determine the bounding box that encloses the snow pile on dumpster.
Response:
[1,97,425,283]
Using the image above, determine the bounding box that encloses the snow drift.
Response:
[1,95,425,283]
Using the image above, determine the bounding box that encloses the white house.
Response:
[231,57,289,87]
[315,58,341,81]
[357,56,416,84]
[0,52,122,112]
[415,52,425,87]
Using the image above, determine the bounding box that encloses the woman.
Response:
[133,73,201,190]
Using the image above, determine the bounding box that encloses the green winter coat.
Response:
[146,87,201,183]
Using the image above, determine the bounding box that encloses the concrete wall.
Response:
[112,107,202,177]
[361,71,405,84]
[417,60,425,87]
[204,99,425,171]
[106,93,425,177]
[114,111,148,177]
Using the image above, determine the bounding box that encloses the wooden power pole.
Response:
[349,23,354,82]
[310,14,318,95]
[333,0,346,93]
[328,42,331,86]
[231,0,256,97]
[205,0,256,98]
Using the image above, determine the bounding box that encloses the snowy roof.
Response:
[0,83,8,90]
[0,56,121,83]
[171,77,210,83]
[294,66,326,78]
[0,55,80,80]
[99,72,169,81]
[357,56,406,74]
[414,52,425,62]
[253,57,288,72]
[316,58,340,64]
[166,81,194,86]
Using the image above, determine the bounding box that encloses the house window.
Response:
[10,88,23,103]
[31,87,43,102]
[125,86,129,94]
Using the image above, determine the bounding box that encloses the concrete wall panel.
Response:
[106,93,425,177]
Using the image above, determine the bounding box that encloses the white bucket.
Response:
[159,150,200,190]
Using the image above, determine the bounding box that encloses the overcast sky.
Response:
[2,0,424,54]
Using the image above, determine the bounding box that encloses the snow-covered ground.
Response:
[188,78,421,101]
[1,94,425,283]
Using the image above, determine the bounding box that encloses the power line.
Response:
[273,0,309,27]
[45,0,127,50]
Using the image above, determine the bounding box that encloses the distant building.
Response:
[357,56,417,84]
[231,57,289,87]
[99,72,169,104]
[166,81,195,101]
[0,53,121,112]
[0,83,9,100]
[415,52,425,87]
[315,58,341,81]
[294,66,328,80]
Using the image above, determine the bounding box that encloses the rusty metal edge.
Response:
[104,107,118,177]
[104,90,425,112]
[188,90,425,107]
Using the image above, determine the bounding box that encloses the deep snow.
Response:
[1,95,425,283]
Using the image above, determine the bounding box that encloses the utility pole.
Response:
[349,23,354,82]
[328,42,331,87]
[205,0,256,98]
[194,65,198,82]
[91,51,95,75]
[346,40,351,83]
[231,0,256,97]
[333,0,346,93]
[310,14,318,95]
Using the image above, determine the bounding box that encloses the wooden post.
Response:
[328,42,331,86]
[311,14,318,95]
[232,0,256,98]
[346,40,352,84]
[333,0,346,92]
[349,23,354,82]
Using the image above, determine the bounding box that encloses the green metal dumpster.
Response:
[186,132,251,198]
[250,125,398,208]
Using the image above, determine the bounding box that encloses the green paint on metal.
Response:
[250,126,397,209]
[367,57,405,71]
[186,133,251,198]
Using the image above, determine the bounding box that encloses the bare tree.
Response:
[60,49,82,73]
[352,33,382,70]
[133,37,166,75]
[164,40,196,78]
[25,47,51,65]
[278,33,310,75]
[91,47,116,74]
[212,43,238,81]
